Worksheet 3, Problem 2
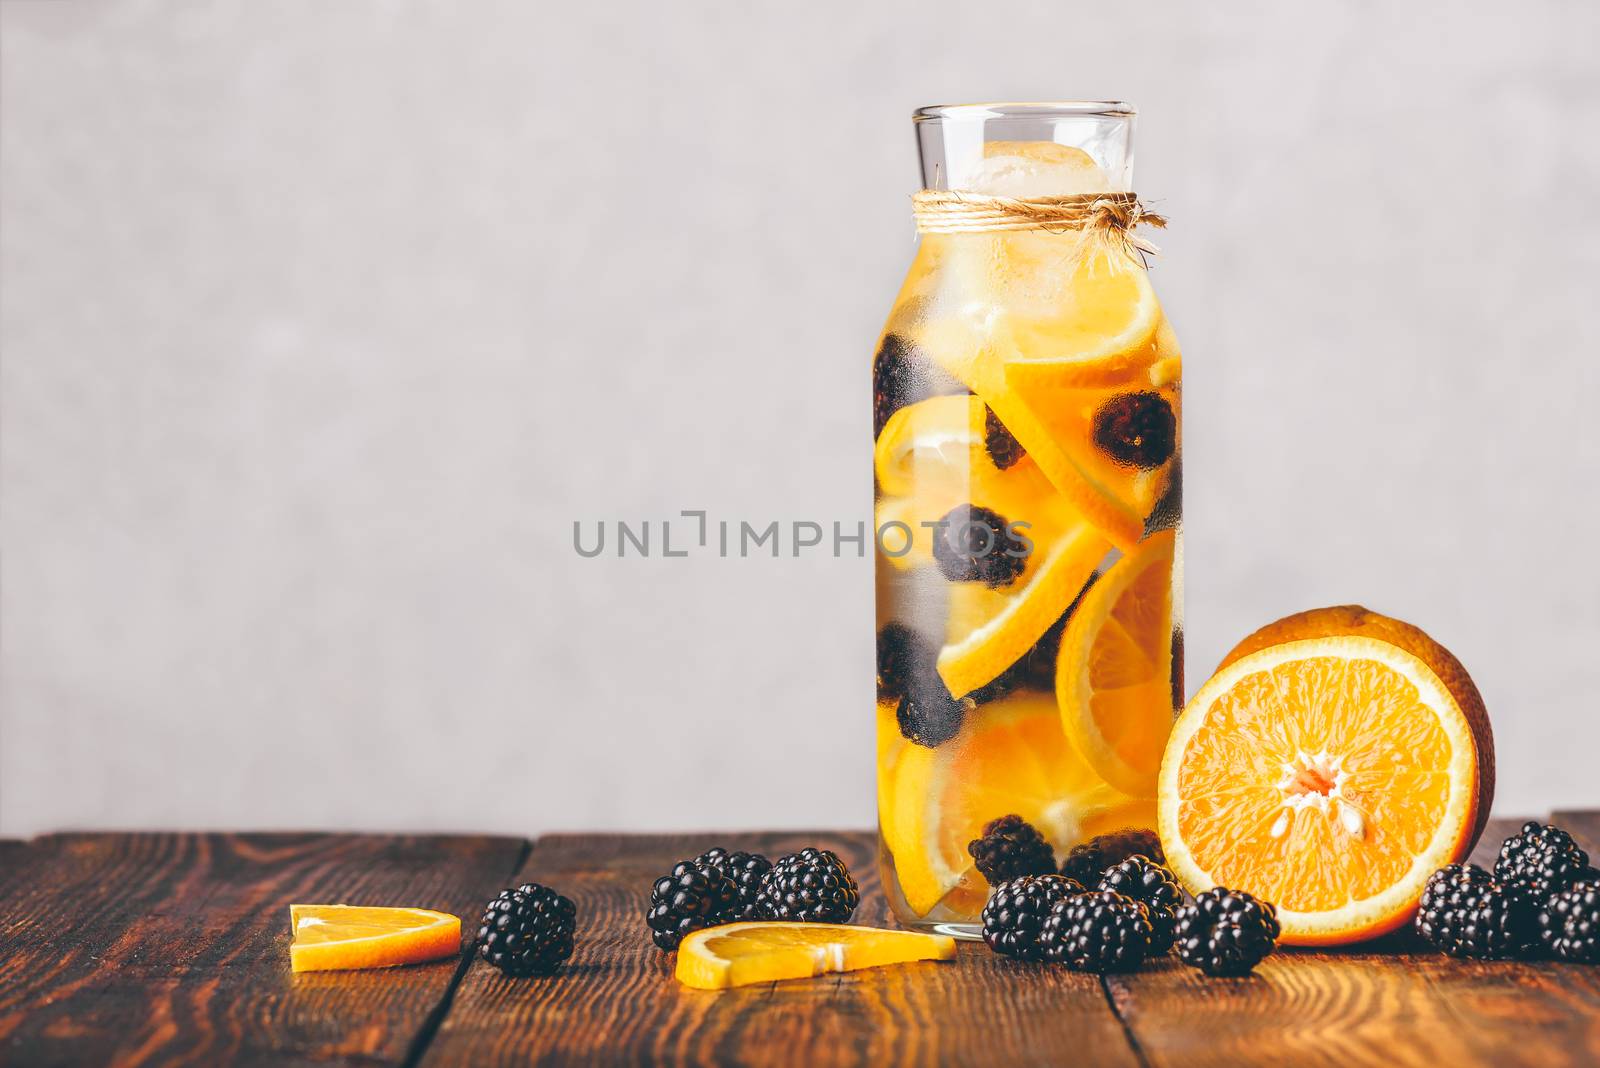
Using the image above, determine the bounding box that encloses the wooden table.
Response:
[2,814,1599,1066]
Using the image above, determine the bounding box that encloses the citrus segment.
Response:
[675,923,956,990]
[1012,376,1179,523]
[871,392,1109,699]
[1216,605,1495,849]
[995,246,1163,390]
[288,905,460,972]
[937,518,1108,699]
[873,394,1062,578]
[914,294,1150,549]
[881,691,1156,915]
[1056,530,1177,797]
[1158,613,1492,946]
[874,394,990,498]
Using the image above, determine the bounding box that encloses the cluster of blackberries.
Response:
[475,882,578,977]
[646,846,859,950]
[976,821,1278,976]
[1415,821,1600,962]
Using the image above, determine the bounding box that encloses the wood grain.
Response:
[0,832,525,1066]
[4,820,1600,1065]
[1105,818,1600,1068]
[422,831,1141,1067]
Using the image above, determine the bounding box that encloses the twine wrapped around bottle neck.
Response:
[911,190,1166,256]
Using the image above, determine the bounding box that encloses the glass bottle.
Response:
[873,103,1182,936]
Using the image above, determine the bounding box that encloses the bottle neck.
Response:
[914,103,1135,194]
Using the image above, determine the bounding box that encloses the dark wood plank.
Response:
[423,830,1142,1067]
[1106,817,1600,1068]
[0,832,526,1066]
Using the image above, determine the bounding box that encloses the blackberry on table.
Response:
[754,848,860,924]
[476,882,577,976]
[931,504,1028,588]
[1495,821,1591,900]
[1098,855,1184,955]
[1414,863,1497,957]
[695,847,773,920]
[1539,880,1600,963]
[1040,890,1153,973]
[1060,828,1165,885]
[1093,392,1176,469]
[872,333,966,437]
[981,874,1084,962]
[1447,885,1540,961]
[1173,888,1279,977]
[984,406,1027,470]
[646,855,739,950]
[968,814,1057,885]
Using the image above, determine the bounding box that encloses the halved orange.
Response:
[1056,530,1178,797]
[289,904,461,972]
[881,691,1156,916]
[1158,607,1494,945]
[675,923,956,990]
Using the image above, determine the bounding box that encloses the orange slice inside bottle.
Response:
[914,297,1155,550]
[880,691,1156,916]
[1055,530,1178,797]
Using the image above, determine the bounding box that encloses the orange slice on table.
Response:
[881,691,1156,916]
[1157,606,1495,945]
[1056,530,1178,797]
[675,923,956,990]
[289,904,461,972]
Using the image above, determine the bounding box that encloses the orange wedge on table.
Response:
[289,904,461,972]
[1056,530,1178,798]
[1158,607,1495,945]
[881,691,1155,916]
[675,922,956,990]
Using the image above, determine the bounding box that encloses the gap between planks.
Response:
[399,837,533,1068]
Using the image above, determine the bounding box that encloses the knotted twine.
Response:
[911,190,1166,259]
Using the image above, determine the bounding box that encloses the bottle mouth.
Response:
[913,101,1136,123]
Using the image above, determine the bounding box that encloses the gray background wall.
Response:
[3,0,1597,836]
